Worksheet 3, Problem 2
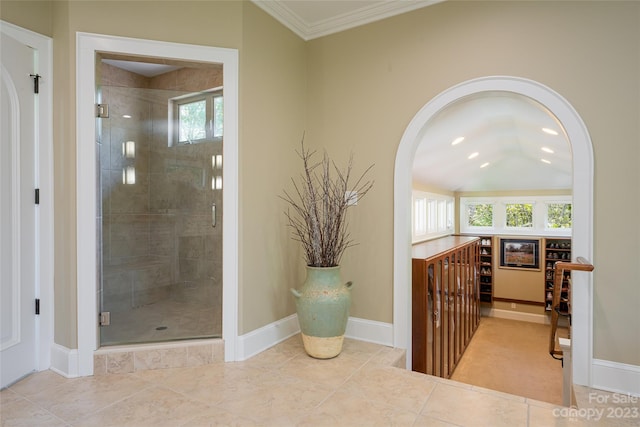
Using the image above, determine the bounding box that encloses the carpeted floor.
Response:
[450,316,566,405]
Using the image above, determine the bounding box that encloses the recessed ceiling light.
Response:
[480,162,489,168]
[541,147,554,154]
[451,136,465,146]
[468,152,479,159]
[542,127,558,135]
[122,114,132,119]
[541,158,551,164]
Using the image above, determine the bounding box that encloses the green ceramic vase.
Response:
[291,266,353,359]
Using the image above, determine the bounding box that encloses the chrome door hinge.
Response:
[99,311,111,326]
[96,104,109,118]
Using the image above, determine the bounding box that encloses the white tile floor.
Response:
[1,336,638,426]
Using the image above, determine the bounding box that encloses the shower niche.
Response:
[97,55,224,346]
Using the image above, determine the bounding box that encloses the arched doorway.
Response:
[393,76,594,386]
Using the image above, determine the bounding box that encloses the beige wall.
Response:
[1,1,52,36]
[239,2,307,333]
[492,236,544,304]
[412,181,454,196]
[307,2,640,365]
[2,1,639,367]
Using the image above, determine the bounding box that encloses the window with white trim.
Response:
[505,203,533,228]
[546,202,572,229]
[460,196,572,236]
[466,203,493,228]
[412,191,454,242]
[414,198,427,236]
[169,89,223,146]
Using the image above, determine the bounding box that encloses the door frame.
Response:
[393,76,594,386]
[0,20,54,375]
[76,32,239,376]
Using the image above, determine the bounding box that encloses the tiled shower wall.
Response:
[98,62,223,343]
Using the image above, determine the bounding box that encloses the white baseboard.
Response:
[345,317,394,346]
[236,314,301,361]
[49,344,79,378]
[481,307,566,326]
[237,315,394,361]
[592,359,640,397]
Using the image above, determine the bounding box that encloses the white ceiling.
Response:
[413,91,572,192]
[101,59,181,77]
[251,0,444,41]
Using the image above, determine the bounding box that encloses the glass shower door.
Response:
[97,56,223,346]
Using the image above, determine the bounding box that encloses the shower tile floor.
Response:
[3,335,636,426]
[100,297,222,345]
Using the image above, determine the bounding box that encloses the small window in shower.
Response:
[169,89,223,146]
[212,95,223,139]
[179,99,206,142]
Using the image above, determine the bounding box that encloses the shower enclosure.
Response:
[97,55,223,346]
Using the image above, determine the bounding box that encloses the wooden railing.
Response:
[412,236,481,378]
[548,256,594,357]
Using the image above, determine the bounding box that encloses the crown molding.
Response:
[252,0,444,41]
[252,1,310,40]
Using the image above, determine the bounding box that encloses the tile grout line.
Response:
[67,381,160,426]
[304,346,387,414]
[2,387,70,427]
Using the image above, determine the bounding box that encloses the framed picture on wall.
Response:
[499,238,540,270]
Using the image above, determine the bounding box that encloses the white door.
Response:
[0,31,38,388]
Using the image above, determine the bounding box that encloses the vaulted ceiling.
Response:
[413,91,572,192]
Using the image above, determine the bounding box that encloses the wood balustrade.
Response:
[412,236,481,378]
[548,256,594,357]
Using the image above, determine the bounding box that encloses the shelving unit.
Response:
[543,237,572,312]
[478,236,493,304]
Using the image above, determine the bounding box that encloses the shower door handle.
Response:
[212,203,216,228]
